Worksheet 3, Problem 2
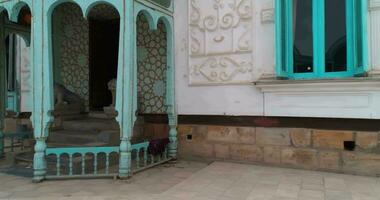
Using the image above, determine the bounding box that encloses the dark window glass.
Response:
[155,0,171,8]
[293,0,313,73]
[6,35,16,91]
[325,0,347,72]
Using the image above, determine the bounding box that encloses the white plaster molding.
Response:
[369,0,380,11]
[369,1,380,72]
[368,69,380,76]
[188,0,254,85]
[255,78,380,92]
[261,8,274,24]
[255,78,380,119]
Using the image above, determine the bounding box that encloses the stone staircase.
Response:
[48,113,121,147]
[12,113,121,173]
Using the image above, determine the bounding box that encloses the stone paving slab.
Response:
[0,161,379,200]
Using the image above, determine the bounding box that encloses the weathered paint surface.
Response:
[0,0,176,182]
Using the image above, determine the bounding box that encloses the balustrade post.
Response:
[165,17,177,159]
[33,138,47,182]
[119,138,132,178]
[168,114,177,159]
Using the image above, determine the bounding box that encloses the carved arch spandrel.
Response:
[188,0,254,85]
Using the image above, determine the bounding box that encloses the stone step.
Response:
[62,118,119,132]
[48,130,99,144]
[57,113,88,121]
[88,111,111,119]
[48,130,120,145]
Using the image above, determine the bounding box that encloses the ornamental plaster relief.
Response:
[260,8,274,24]
[260,0,274,24]
[369,0,380,74]
[188,0,254,85]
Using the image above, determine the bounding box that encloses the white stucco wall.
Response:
[175,0,380,119]
[175,0,275,116]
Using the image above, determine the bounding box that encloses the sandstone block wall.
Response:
[178,125,380,176]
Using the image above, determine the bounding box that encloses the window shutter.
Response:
[353,0,368,76]
[275,0,290,78]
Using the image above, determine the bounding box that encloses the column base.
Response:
[33,138,47,183]
[119,139,131,179]
[168,158,178,164]
[118,174,132,180]
[32,176,45,183]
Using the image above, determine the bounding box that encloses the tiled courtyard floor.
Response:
[0,161,379,200]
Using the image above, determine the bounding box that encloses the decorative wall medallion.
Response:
[261,8,274,24]
[188,0,254,85]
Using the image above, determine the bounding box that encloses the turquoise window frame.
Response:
[275,0,368,79]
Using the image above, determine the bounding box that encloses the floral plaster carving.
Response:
[261,8,274,24]
[189,0,253,85]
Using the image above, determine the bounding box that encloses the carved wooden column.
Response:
[167,108,178,158]
[165,18,177,158]
[369,0,380,76]
[116,0,133,179]
[31,1,54,182]
[0,12,6,158]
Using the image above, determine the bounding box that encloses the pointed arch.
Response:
[47,0,84,19]
[10,1,31,22]
[0,6,9,19]
[84,1,120,20]
[136,9,156,30]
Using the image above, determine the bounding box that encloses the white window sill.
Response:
[254,77,380,93]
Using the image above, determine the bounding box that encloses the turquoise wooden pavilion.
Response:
[0,0,177,182]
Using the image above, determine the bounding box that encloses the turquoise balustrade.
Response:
[0,0,177,181]
[45,141,172,179]
[131,141,170,174]
[46,146,119,179]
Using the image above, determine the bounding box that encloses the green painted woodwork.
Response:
[0,0,177,181]
[46,146,119,178]
[155,0,171,8]
[0,4,32,157]
[4,24,30,114]
[134,2,177,158]
[0,12,6,158]
[6,91,18,113]
[45,141,168,179]
[275,0,368,79]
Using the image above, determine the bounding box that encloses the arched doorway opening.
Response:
[0,4,34,168]
[88,4,120,111]
[47,2,122,177]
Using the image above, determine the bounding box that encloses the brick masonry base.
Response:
[178,125,380,177]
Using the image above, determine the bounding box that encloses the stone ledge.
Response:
[254,77,380,93]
